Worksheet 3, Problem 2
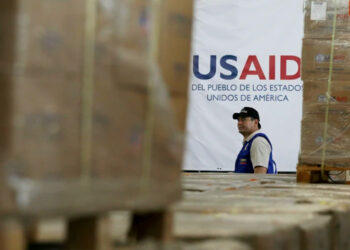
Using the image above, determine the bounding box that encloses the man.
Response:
[233,107,277,174]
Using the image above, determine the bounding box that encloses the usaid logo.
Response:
[315,53,326,63]
[315,54,346,63]
[193,55,301,80]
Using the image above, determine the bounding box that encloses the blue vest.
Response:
[235,133,277,174]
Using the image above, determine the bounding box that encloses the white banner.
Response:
[184,0,304,172]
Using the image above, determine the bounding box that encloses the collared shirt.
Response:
[243,130,271,168]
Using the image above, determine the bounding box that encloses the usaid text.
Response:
[193,55,300,80]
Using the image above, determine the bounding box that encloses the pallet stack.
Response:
[20,173,350,249]
[298,0,350,183]
[0,0,193,249]
[177,173,350,250]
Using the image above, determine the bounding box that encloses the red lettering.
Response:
[336,14,348,20]
[336,96,347,102]
[239,55,266,80]
[280,55,300,80]
[334,55,345,62]
[334,137,343,143]
[269,55,275,80]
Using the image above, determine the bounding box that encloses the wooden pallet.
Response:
[8,173,350,250]
[0,209,173,250]
[178,173,350,250]
[65,210,173,250]
[0,219,25,250]
[297,164,350,184]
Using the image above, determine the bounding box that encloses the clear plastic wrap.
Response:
[301,0,350,167]
[0,0,193,217]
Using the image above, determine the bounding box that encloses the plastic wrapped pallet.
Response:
[0,0,193,217]
[300,0,350,168]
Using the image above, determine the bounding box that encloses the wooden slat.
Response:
[14,173,350,250]
[298,165,350,172]
[114,239,252,250]
[65,215,111,250]
[0,219,26,250]
[128,210,173,242]
[297,164,350,183]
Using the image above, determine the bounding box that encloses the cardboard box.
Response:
[300,103,350,166]
[302,38,350,81]
[0,172,16,215]
[7,75,82,179]
[0,1,17,72]
[158,0,193,95]
[304,0,350,39]
[13,0,85,77]
[299,120,350,166]
[91,72,182,181]
[169,95,188,132]
[97,0,191,131]
[110,0,193,95]
[1,73,182,214]
[0,1,19,215]
[302,103,350,127]
[1,0,193,94]
[103,0,150,89]
[303,80,350,104]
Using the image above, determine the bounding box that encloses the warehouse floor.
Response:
[28,173,350,250]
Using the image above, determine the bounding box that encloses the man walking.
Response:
[233,107,277,174]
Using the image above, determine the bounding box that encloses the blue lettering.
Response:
[220,55,238,80]
[193,55,216,80]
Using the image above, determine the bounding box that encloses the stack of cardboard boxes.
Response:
[300,0,350,166]
[0,0,193,215]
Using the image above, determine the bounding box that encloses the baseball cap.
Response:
[233,107,261,129]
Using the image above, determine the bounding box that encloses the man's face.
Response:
[237,116,258,136]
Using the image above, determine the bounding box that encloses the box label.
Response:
[311,1,327,21]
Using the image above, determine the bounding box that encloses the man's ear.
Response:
[254,119,259,128]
